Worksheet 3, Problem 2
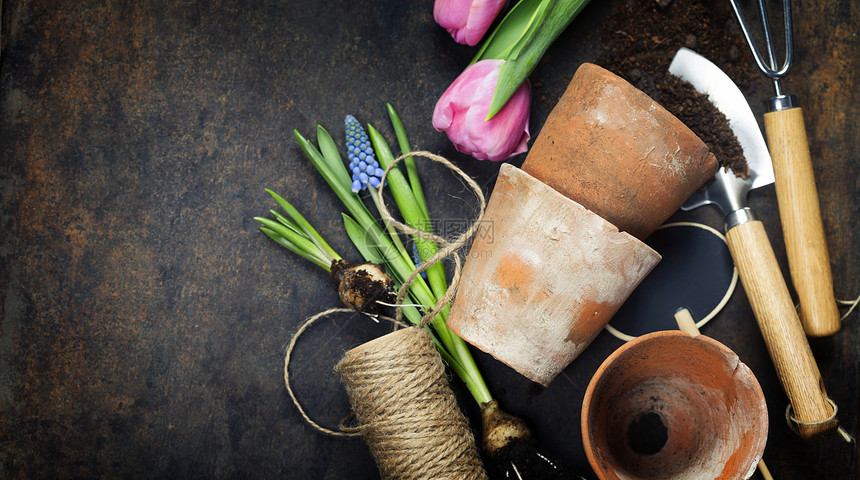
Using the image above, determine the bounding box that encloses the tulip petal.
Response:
[434,0,471,41]
[434,0,506,46]
[463,0,507,46]
[433,59,502,133]
[433,59,531,162]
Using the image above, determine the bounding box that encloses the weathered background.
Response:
[1,1,857,478]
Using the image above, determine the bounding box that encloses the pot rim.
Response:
[580,329,768,480]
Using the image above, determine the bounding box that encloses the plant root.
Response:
[481,401,584,480]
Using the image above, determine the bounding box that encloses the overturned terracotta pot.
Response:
[582,330,768,480]
[446,164,661,386]
[521,63,718,240]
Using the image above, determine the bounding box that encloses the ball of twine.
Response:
[335,327,487,480]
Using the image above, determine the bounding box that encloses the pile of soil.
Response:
[595,0,756,175]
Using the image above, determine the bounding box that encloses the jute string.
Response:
[781,292,860,443]
[283,151,488,478]
[335,327,486,480]
[785,397,855,444]
[283,308,403,437]
[837,293,860,322]
[374,151,487,326]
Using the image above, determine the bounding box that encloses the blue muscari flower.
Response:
[411,242,428,280]
[345,115,384,193]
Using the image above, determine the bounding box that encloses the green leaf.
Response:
[366,125,422,223]
[265,189,340,261]
[472,0,545,64]
[342,213,385,265]
[386,103,429,220]
[506,0,552,62]
[257,225,332,270]
[316,126,352,190]
[480,0,592,119]
[270,210,304,235]
[295,130,375,230]
[294,130,351,203]
[255,216,325,259]
[367,187,417,272]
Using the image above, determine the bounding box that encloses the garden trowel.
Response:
[668,47,837,440]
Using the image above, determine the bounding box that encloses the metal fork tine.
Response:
[728,0,794,94]
[756,0,779,69]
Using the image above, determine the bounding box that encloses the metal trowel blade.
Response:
[669,47,774,213]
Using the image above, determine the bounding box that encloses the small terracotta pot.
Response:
[446,164,661,386]
[581,331,768,480]
[521,63,718,240]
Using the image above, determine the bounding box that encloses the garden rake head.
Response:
[728,0,794,106]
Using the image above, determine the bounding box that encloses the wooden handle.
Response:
[674,308,700,336]
[726,220,837,439]
[764,107,840,336]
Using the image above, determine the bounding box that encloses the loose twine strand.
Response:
[785,398,855,444]
[794,293,859,322]
[837,293,860,322]
[374,151,487,328]
[283,307,404,437]
[781,292,860,442]
[283,151,487,437]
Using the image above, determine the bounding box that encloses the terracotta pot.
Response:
[446,164,661,386]
[581,330,768,480]
[521,63,718,240]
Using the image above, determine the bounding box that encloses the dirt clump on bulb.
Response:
[330,260,395,314]
[482,401,579,479]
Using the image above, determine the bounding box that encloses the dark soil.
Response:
[488,439,581,479]
[659,75,749,178]
[595,0,755,176]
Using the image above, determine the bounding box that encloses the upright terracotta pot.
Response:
[521,63,719,240]
[581,330,768,480]
[446,164,661,386]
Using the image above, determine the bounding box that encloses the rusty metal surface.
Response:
[0,1,857,479]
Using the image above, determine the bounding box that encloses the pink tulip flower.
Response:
[433,59,531,162]
[434,0,507,46]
